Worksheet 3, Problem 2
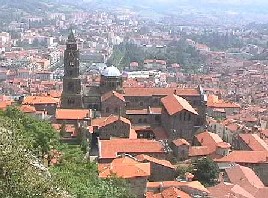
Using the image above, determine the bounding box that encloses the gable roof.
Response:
[207,94,241,109]
[161,94,198,116]
[172,138,190,147]
[101,90,125,102]
[238,134,268,151]
[136,154,175,169]
[208,182,255,198]
[189,146,210,157]
[215,151,268,164]
[98,139,166,159]
[56,109,91,120]
[147,181,209,194]
[92,115,131,128]
[195,131,224,153]
[123,87,200,97]
[22,96,59,105]
[98,156,150,179]
[147,187,191,198]
[225,165,265,190]
[20,105,36,113]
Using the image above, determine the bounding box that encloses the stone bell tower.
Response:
[60,30,83,109]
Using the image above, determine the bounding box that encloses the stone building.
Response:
[61,30,83,109]
[60,30,207,143]
[161,94,200,142]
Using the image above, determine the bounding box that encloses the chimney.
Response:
[174,89,177,95]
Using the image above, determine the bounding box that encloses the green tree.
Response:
[3,107,59,157]
[0,117,68,198]
[50,145,134,198]
[193,157,219,187]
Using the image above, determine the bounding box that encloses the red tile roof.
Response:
[147,187,191,198]
[161,94,198,116]
[101,90,125,102]
[20,105,36,113]
[195,131,224,153]
[56,109,91,120]
[92,115,131,128]
[147,181,209,194]
[136,154,175,169]
[99,139,166,159]
[238,134,268,151]
[172,138,190,147]
[23,96,59,105]
[215,151,268,164]
[98,156,150,179]
[207,94,240,109]
[189,146,210,157]
[123,87,200,97]
[208,182,255,198]
[225,165,265,190]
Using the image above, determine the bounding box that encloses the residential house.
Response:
[136,154,176,182]
[99,155,150,198]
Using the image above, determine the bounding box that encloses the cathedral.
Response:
[60,30,207,142]
[61,30,123,111]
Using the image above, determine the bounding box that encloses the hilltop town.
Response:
[0,0,268,197]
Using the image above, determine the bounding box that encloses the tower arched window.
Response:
[67,82,74,92]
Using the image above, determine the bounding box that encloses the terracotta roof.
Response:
[136,154,175,169]
[189,146,210,157]
[217,142,231,149]
[101,90,125,102]
[23,96,59,105]
[98,156,150,179]
[207,94,240,109]
[149,107,162,114]
[238,134,268,151]
[208,182,255,198]
[47,90,62,98]
[98,139,166,159]
[161,94,198,116]
[123,87,200,97]
[225,165,265,190]
[147,187,191,198]
[56,109,91,120]
[92,115,131,128]
[172,138,190,147]
[20,105,36,113]
[147,181,209,194]
[195,131,224,153]
[215,151,268,164]
[0,101,12,110]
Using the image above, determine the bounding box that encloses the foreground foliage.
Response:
[0,107,133,198]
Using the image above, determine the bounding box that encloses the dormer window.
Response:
[70,61,74,67]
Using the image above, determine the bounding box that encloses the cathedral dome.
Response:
[101,66,121,77]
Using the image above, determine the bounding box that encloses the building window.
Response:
[67,98,75,105]
[155,115,160,121]
[139,102,143,107]
[138,118,142,123]
[69,61,74,67]
[144,118,147,123]
[188,113,191,121]
[106,107,110,113]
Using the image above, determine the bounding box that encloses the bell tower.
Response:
[61,30,83,109]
